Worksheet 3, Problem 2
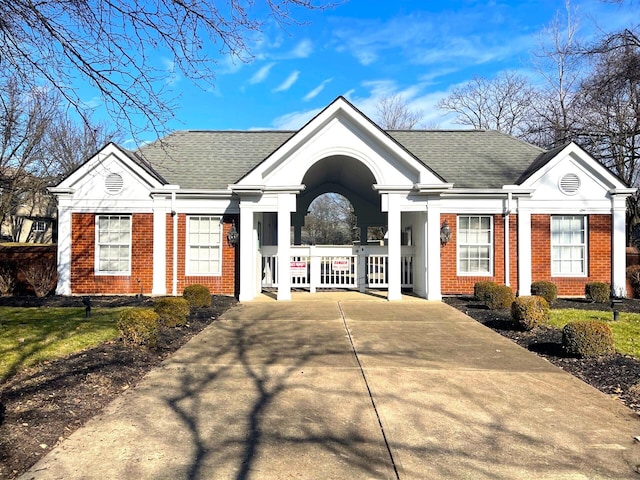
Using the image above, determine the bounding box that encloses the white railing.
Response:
[261,245,414,291]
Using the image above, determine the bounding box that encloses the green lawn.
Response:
[0,307,129,382]
[549,309,640,358]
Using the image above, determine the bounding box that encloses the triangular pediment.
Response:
[51,143,165,198]
[233,97,445,192]
[519,143,632,201]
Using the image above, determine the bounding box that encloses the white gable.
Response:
[521,143,628,206]
[52,143,164,210]
[236,97,443,190]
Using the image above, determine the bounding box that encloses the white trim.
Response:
[94,215,132,276]
[185,215,223,276]
[456,215,494,277]
[550,215,588,277]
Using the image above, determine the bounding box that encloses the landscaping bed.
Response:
[0,295,237,479]
[444,296,640,414]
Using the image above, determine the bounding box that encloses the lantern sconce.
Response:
[440,220,451,246]
[227,220,239,246]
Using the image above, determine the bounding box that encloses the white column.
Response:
[55,201,72,295]
[426,203,442,300]
[277,194,293,301]
[612,196,627,296]
[238,203,255,302]
[517,203,532,296]
[387,194,402,301]
[152,204,167,295]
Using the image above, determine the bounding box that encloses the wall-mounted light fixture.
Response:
[227,220,239,246]
[440,220,451,246]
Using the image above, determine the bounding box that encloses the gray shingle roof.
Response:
[134,129,546,190]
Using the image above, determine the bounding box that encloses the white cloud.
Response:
[270,107,323,130]
[162,58,182,86]
[273,70,300,92]
[303,78,332,101]
[289,39,313,59]
[249,63,276,84]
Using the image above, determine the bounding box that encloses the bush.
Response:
[511,296,550,331]
[20,259,57,297]
[117,309,160,348]
[0,266,15,296]
[485,284,515,310]
[183,284,211,307]
[562,321,615,358]
[474,281,498,302]
[154,297,190,327]
[585,282,610,303]
[530,281,558,305]
[627,265,640,298]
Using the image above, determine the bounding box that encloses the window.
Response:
[32,220,47,232]
[96,215,131,274]
[458,215,493,275]
[187,216,222,275]
[551,215,586,276]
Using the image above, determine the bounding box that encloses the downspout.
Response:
[504,192,512,287]
[171,192,178,296]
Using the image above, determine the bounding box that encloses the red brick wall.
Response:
[71,213,154,294]
[531,214,611,296]
[441,214,519,295]
[71,212,238,296]
[165,214,238,296]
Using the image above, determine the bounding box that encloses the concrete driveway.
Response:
[19,295,640,479]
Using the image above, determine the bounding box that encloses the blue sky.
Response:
[89,0,636,142]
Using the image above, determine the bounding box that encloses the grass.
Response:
[549,309,640,358]
[0,307,131,382]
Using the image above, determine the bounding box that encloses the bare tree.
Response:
[375,94,423,129]
[437,72,536,136]
[303,193,356,245]
[0,0,330,136]
[528,1,584,148]
[0,79,110,242]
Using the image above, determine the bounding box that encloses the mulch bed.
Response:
[0,295,237,479]
[444,296,640,414]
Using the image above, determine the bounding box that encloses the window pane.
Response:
[457,216,492,274]
[187,217,221,274]
[551,215,586,275]
[97,216,131,273]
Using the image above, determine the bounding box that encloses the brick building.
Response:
[50,97,635,300]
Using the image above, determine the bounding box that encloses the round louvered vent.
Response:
[559,173,581,195]
[105,173,124,194]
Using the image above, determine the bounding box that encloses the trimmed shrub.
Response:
[485,284,515,310]
[474,281,498,302]
[183,284,211,308]
[154,297,190,327]
[530,281,558,306]
[562,321,615,358]
[511,296,550,331]
[585,282,610,303]
[117,309,160,348]
[627,265,640,298]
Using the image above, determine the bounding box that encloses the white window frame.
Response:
[186,215,223,276]
[457,215,494,276]
[551,215,587,277]
[32,220,47,232]
[95,215,132,275]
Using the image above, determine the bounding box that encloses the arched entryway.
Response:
[258,155,415,296]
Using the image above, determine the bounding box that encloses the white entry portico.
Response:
[230,97,449,302]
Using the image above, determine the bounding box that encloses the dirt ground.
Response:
[1,294,640,478]
[0,295,237,479]
[444,296,640,413]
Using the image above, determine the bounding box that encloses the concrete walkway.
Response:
[19,296,640,479]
